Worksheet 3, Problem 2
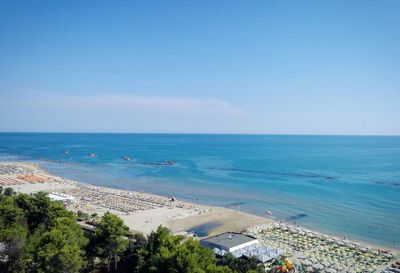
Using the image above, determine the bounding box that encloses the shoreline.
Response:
[1,160,398,272]
[1,161,269,236]
[38,160,399,252]
[1,160,397,252]
[2,153,399,251]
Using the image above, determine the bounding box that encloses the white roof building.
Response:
[200,232,258,252]
[200,232,283,263]
[48,193,75,203]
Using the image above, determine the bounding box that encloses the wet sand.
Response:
[167,206,270,237]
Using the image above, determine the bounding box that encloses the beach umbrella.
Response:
[325,268,337,273]
[305,266,313,272]
[313,263,324,270]
[322,262,330,268]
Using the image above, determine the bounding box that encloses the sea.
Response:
[0,133,399,249]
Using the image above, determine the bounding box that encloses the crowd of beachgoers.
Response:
[246,223,397,273]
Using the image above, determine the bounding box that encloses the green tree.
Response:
[218,253,264,273]
[95,212,129,272]
[0,185,3,194]
[15,192,73,232]
[76,210,89,222]
[0,235,27,272]
[1,192,89,273]
[0,195,26,228]
[26,217,88,273]
[4,187,14,196]
[84,231,99,270]
[1,191,261,273]
[0,195,28,272]
[133,226,234,273]
[125,234,148,273]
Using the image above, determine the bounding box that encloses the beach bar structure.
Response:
[48,193,75,206]
[200,232,283,263]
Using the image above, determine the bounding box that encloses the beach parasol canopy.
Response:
[313,263,324,270]
[305,266,313,272]
[325,268,337,273]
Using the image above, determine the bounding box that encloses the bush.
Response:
[3,187,14,196]
[76,210,89,221]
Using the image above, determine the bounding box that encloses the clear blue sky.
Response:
[1,1,399,134]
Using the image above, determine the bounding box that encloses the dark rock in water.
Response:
[164,160,176,165]
[133,160,176,166]
[286,213,307,221]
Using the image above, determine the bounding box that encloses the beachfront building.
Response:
[200,232,283,263]
[48,193,75,206]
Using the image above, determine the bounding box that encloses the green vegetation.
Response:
[123,226,234,273]
[0,191,266,273]
[77,210,90,222]
[95,212,129,271]
[0,191,86,272]
[3,187,13,196]
[217,253,265,273]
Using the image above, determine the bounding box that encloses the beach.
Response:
[1,160,398,272]
[0,161,267,236]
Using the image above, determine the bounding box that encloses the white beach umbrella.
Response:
[313,263,324,270]
[301,260,312,266]
[305,266,313,272]
[322,262,330,268]
[325,268,337,273]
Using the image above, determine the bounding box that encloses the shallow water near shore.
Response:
[187,222,221,237]
[0,133,399,249]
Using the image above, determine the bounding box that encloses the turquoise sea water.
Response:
[0,133,399,248]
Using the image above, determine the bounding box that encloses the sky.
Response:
[0,1,399,135]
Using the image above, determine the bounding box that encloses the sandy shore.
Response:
[167,206,270,236]
[0,161,269,236]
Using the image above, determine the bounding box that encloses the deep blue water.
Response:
[0,133,399,248]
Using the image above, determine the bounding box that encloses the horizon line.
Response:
[0,131,399,137]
